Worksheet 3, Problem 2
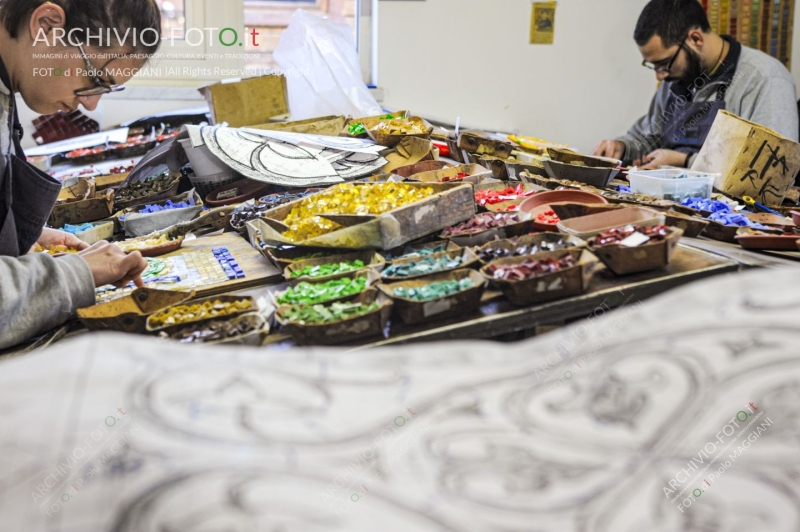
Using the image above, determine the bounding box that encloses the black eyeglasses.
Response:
[74,43,126,97]
[642,41,686,73]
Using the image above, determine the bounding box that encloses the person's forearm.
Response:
[0,254,95,350]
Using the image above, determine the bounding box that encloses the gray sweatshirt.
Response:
[0,82,96,350]
[617,44,799,164]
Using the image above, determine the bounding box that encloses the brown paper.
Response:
[199,75,289,128]
[249,115,346,137]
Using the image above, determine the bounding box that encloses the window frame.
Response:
[131,0,245,86]
[244,0,347,26]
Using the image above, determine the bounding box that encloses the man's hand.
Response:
[78,241,147,288]
[592,140,626,160]
[640,149,689,170]
[34,227,90,252]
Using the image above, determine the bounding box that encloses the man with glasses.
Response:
[593,0,798,169]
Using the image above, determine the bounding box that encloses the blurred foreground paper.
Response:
[531,2,557,45]
[274,10,382,120]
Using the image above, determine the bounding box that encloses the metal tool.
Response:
[741,196,784,216]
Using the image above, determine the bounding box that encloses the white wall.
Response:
[15,0,800,152]
[378,0,800,154]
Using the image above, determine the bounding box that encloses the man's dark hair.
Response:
[0,0,161,56]
[634,0,712,47]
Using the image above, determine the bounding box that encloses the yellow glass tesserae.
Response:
[281,183,435,242]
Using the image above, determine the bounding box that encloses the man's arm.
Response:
[0,254,95,350]
[737,75,799,142]
[616,86,669,164]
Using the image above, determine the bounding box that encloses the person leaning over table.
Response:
[0,0,162,349]
[593,0,799,170]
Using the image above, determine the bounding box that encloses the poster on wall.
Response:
[530,1,557,45]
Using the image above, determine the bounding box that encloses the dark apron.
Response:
[0,98,61,257]
[663,80,728,155]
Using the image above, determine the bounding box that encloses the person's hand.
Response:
[592,140,626,160]
[78,241,147,288]
[33,227,90,252]
[640,149,689,170]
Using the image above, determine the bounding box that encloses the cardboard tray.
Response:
[247,182,476,250]
[164,312,271,346]
[284,250,386,285]
[478,156,510,180]
[265,246,348,270]
[342,110,410,138]
[251,115,346,137]
[474,182,538,213]
[378,269,487,325]
[701,220,740,243]
[117,235,185,257]
[380,248,479,283]
[505,160,548,181]
[146,294,257,334]
[381,240,461,264]
[546,148,621,169]
[276,290,393,346]
[543,159,620,188]
[390,160,453,178]
[123,189,204,237]
[72,220,115,245]
[408,163,493,185]
[95,173,129,191]
[457,132,515,159]
[664,210,710,238]
[557,207,666,239]
[588,228,683,276]
[205,178,273,207]
[114,174,182,211]
[49,188,115,228]
[446,138,466,163]
[367,116,433,148]
[481,249,599,307]
[735,230,800,251]
[113,139,157,159]
[441,212,535,248]
[475,233,586,265]
[77,288,195,333]
[273,275,380,308]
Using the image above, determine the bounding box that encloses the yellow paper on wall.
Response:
[531,2,557,45]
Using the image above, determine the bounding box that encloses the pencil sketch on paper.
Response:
[199,126,387,186]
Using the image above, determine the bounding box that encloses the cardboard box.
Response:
[49,189,114,228]
[199,75,289,128]
[693,110,800,206]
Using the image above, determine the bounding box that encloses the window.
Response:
[154,0,186,39]
[133,0,372,86]
[243,0,358,72]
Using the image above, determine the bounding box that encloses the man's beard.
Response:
[666,48,705,85]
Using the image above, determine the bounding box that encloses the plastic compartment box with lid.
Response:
[627,169,719,201]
